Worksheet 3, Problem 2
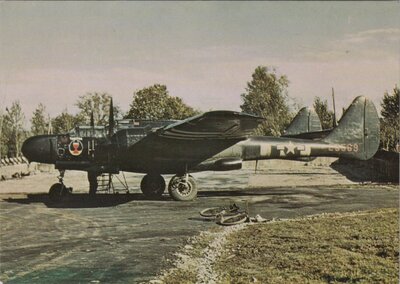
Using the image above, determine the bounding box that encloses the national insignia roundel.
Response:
[69,139,83,156]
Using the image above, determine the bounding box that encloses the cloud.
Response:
[303,28,400,62]
[343,28,400,44]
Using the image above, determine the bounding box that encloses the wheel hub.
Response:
[176,180,191,196]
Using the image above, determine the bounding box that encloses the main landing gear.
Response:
[140,174,166,198]
[168,174,197,201]
[48,171,199,202]
[139,174,198,201]
[48,170,72,202]
[88,172,98,196]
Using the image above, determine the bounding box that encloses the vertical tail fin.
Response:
[323,96,380,160]
[284,107,322,136]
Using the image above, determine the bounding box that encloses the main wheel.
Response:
[140,174,166,198]
[168,175,197,201]
[49,183,69,202]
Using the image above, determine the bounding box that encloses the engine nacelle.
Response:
[213,158,242,171]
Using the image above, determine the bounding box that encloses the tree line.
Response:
[1,66,398,158]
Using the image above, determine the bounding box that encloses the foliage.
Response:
[30,103,48,135]
[380,86,399,151]
[125,84,198,120]
[52,110,83,134]
[76,92,120,125]
[240,66,292,136]
[313,97,334,130]
[2,101,26,157]
[217,209,398,284]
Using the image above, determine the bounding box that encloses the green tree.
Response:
[313,97,334,130]
[380,86,399,151]
[3,101,26,157]
[125,84,198,120]
[240,66,291,136]
[76,92,120,125]
[31,103,48,135]
[52,110,82,134]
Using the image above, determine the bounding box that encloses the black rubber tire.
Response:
[168,175,197,201]
[49,183,68,202]
[200,207,225,218]
[140,174,166,198]
[217,212,248,226]
[200,204,240,218]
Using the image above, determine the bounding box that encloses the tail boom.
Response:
[238,137,361,160]
[210,96,379,163]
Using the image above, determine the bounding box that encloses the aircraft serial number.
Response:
[328,144,359,152]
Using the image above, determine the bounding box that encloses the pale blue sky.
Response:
[1,2,399,120]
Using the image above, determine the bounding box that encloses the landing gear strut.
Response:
[168,174,197,201]
[88,172,98,196]
[48,170,72,202]
[140,174,166,198]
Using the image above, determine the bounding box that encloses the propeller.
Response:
[107,98,115,188]
[108,97,114,138]
[331,87,337,128]
[89,111,95,157]
[90,111,95,136]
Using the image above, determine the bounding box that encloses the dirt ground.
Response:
[0,163,398,283]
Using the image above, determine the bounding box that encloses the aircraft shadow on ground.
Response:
[197,189,301,197]
[330,151,399,183]
[2,188,303,208]
[3,193,161,208]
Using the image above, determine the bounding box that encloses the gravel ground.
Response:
[0,164,398,283]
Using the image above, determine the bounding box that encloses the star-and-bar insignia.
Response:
[276,142,310,156]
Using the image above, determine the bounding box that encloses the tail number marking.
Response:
[329,144,359,152]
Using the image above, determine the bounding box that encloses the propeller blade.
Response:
[90,112,95,136]
[90,112,94,127]
[332,87,337,128]
[108,97,114,137]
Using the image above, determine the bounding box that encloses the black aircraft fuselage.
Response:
[22,96,380,201]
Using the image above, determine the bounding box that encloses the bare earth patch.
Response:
[158,208,399,284]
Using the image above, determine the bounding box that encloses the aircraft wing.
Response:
[158,111,263,140]
[119,111,264,173]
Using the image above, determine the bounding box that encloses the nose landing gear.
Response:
[48,170,72,202]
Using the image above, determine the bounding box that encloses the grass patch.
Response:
[217,208,399,284]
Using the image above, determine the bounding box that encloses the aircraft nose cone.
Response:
[22,135,57,163]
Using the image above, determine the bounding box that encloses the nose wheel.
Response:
[48,170,72,202]
[168,174,197,201]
